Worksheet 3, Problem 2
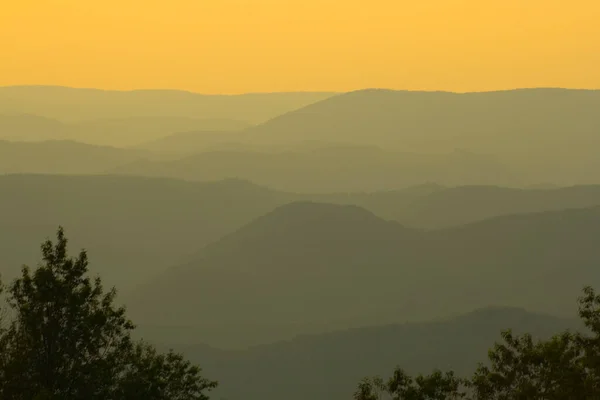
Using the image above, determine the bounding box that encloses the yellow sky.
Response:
[1,0,598,94]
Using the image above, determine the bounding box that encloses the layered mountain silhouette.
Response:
[133,130,250,154]
[0,175,295,290]
[0,114,66,141]
[150,307,578,400]
[386,185,600,228]
[0,114,251,147]
[128,201,600,347]
[0,86,335,124]
[247,88,600,150]
[4,174,600,296]
[109,146,519,192]
[244,88,600,184]
[4,87,600,185]
[0,140,150,174]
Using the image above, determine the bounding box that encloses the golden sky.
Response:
[1,0,598,94]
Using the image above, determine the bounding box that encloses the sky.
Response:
[1,0,598,94]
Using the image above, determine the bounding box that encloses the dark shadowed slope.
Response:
[128,202,600,348]
[0,140,150,174]
[0,175,296,291]
[247,88,600,184]
[109,146,519,192]
[0,85,335,124]
[158,308,578,400]
[127,202,423,346]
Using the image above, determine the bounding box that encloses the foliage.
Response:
[0,227,217,400]
[357,286,600,399]
[354,369,468,400]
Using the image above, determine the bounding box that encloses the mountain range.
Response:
[3,87,600,186]
[0,114,251,147]
[0,86,334,124]
[127,200,600,347]
[109,146,519,192]
[151,307,579,400]
[3,174,600,297]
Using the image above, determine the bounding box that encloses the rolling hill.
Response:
[0,85,335,124]
[133,129,251,155]
[127,201,600,348]
[0,175,296,291]
[245,88,600,185]
[4,174,600,304]
[162,307,578,400]
[109,146,520,192]
[0,114,252,147]
[3,174,600,295]
[0,114,68,141]
[377,184,600,229]
[0,140,150,174]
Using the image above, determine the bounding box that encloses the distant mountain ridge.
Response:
[0,113,252,147]
[0,85,335,124]
[128,200,600,347]
[3,174,600,315]
[0,139,151,174]
[149,306,579,400]
[109,146,520,192]
[245,88,600,185]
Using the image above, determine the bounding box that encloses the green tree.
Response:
[574,286,600,395]
[357,286,600,400]
[354,368,468,400]
[0,227,217,400]
[470,330,585,399]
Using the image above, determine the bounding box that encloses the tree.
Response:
[356,285,600,400]
[0,227,217,400]
[469,287,600,399]
[354,368,468,400]
[470,330,586,399]
[116,342,217,400]
[574,286,600,395]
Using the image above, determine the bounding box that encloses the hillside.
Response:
[68,116,251,147]
[0,140,149,174]
[4,174,600,294]
[127,202,600,347]
[0,175,296,290]
[127,201,422,346]
[0,114,68,141]
[133,129,251,154]
[0,114,252,147]
[385,185,600,229]
[246,88,600,185]
[0,85,335,124]
[109,147,519,192]
[152,307,579,400]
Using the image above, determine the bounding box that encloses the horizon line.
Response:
[1,84,598,96]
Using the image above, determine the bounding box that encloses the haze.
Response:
[1,2,600,400]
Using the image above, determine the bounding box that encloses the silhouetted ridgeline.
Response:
[3,174,600,296]
[0,85,334,123]
[128,201,600,347]
[151,307,579,400]
[0,113,252,147]
[2,85,600,400]
[245,88,600,185]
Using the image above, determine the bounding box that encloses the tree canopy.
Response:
[0,227,217,400]
[355,286,600,400]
